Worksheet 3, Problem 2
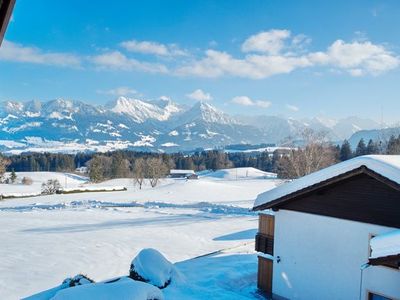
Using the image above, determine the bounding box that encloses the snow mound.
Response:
[130,249,177,289]
[202,167,277,180]
[51,277,163,300]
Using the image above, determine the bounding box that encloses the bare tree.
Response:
[0,156,10,182]
[22,176,33,185]
[277,129,337,179]
[146,158,168,188]
[132,158,146,189]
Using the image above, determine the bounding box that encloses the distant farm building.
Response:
[169,169,198,179]
[75,166,88,174]
[253,155,400,299]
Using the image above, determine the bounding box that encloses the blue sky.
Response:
[1,0,400,122]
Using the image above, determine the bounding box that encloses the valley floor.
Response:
[0,168,281,299]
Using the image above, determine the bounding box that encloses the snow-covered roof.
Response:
[254,155,400,209]
[370,229,400,259]
[170,169,195,174]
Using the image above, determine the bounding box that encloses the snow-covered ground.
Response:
[0,172,88,197]
[0,168,281,299]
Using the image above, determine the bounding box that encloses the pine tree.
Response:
[386,135,400,154]
[355,138,367,156]
[366,139,379,155]
[10,169,17,183]
[339,140,352,161]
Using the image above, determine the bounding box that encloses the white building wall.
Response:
[272,210,400,300]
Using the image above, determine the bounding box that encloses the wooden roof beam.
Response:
[0,0,16,46]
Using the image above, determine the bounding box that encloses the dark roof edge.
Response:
[253,165,400,211]
[369,254,400,266]
[0,0,16,46]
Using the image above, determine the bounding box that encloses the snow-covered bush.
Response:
[22,176,33,185]
[62,274,94,287]
[129,248,177,289]
[41,179,62,195]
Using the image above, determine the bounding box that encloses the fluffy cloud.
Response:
[178,37,399,79]
[97,86,137,96]
[186,89,213,101]
[241,29,291,54]
[308,39,400,76]
[91,51,168,73]
[0,40,81,67]
[177,49,311,79]
[3,31,398,79]
[231,96,271,108]
[120,39,187,56]
[286,104,299,112]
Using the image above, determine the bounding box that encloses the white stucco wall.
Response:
[272,210,400,300]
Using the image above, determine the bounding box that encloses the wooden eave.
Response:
[369,253,400,267]
[253,165,400,211]
[0,0,16,46]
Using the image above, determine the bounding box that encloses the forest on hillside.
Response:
[1,134,400,182]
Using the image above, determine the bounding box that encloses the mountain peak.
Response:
[109,96,181,123]
[183,101,237,125]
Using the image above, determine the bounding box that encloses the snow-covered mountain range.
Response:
[0,97,382,153]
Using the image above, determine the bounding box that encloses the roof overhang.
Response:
[253,165,400,211]
[0,0,16,46]
[369,254,400,268]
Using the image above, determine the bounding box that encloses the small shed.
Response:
[169,169,195,179]
[253,155,400,299]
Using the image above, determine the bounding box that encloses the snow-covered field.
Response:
[0,168,281,299]
[0,172,88,197]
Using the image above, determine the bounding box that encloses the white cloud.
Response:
[97,86,138,96]
[91,51,168,73]
[176,49,311,79]
[120,39,187,56]
[286,104,299,112]
[177,36,399,79]
[241,29,291,54]
[309,40,399,76]
[0,40,81,67]
[3,32,398,80]
[231,96,271,108]
[186,89,213,101]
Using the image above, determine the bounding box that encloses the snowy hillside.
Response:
[200,167,277,180]
[348,126,400,148]
[0,168,281,299]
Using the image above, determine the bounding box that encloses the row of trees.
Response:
[87,154,168,187]
[2,133,400,182]
[338,135,400,161]
[273,132,400,179]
